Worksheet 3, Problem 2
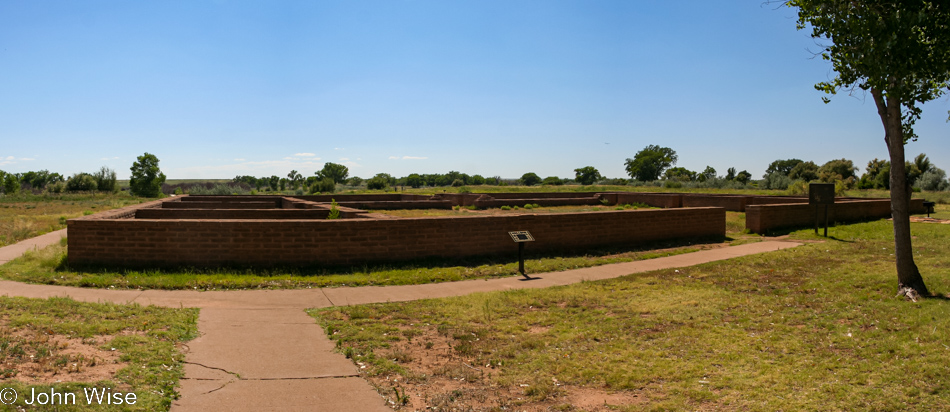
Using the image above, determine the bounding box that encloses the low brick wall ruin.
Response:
[67,204,725,268]
[745,198,926,234]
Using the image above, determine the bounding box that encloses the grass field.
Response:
[0,296,198,411]
[309,219,950,411]
[0,193,146,247]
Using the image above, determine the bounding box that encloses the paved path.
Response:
[0,230,802,411]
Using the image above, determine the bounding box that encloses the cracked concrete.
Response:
[0,229,802,411]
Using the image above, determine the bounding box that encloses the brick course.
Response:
[745,198,926,233]
[68,207,725,267]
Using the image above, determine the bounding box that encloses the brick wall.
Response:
[472,195,602,208]
[135,209,332,219]
[67,207,725,267]
[162,201,279,209]
[681,195,751,211]
[612,193,683,208]
[336,200,453,210]
[745,198,926,234]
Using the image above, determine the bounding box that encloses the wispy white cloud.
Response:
[389,155,428,160]
[0,156,35,166]
[341,161,362,168]
[334,147,344,150]
[100,156,120,160]
[339,157,350,161]
[294,152,316,157]
[234,158,245,161]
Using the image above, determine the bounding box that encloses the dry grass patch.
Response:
[312,219,950,411]
[0,296,198,410]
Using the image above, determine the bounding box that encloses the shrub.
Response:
[327,199,341,220]
[310,177,336,194]
[762,172,792,190]
[542,176,563,186]
[451,179,465,187]
[188,183,249,195]
[93,166,118,193]
[500,205,511,211]
[520,173,542,186]
[916,168,950,191]
[597,178,628,186]
[47,181,66,194]
[366,177,388,190]
[457,186,472,193]
[2,174,20,194]
[65,173,98,192]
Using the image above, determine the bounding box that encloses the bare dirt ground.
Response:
[364,327,643,411]
[1,324,130,385]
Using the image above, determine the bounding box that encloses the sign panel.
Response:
[809,183,835,205]
[508,231,535,243]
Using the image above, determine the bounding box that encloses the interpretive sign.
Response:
[508,231,535,279]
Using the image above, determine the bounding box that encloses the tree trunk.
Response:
[871,87,929,298]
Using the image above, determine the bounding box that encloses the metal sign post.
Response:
[508,231,535,279]
[809,183,835,237]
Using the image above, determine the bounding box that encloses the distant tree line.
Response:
[4,149,948,197]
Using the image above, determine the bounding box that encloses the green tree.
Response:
[287,170,302,189]
[316,162,349,184]
[542,176,564,186]
[129,152,166,198]
[573,166,602,185]
[310,177,335,193]
[818,158,858,188]
[624,145,677,181]
[765,158,804,176]
[366,174,389,190]
[66,173,98,192]
[789,0,950,297]
[520,172,542,186]
[734,170,752,184]
[2,173,20,195]
[788,161,819,182]
[725,167,737,181]
[93,166,118,193]
[664,167,696,182]
[404,173,424,188]
[698,166,717,182]
[858,158,890,189]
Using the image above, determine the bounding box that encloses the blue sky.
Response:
[1,0,948,180]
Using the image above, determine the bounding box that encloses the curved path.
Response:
[0,230,801,411]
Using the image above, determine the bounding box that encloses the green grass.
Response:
[0,193,147,247]
[0,296,198,411]
[309,219,950,411]
[0,236,719,290]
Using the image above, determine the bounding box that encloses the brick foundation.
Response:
[68,205,725,267]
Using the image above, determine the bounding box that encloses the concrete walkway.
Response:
[0,231,802,411]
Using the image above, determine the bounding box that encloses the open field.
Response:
[0,193,146,247]
[0,295,198,411]
[310,219,950,411]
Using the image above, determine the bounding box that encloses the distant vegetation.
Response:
[2,149,948,198]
